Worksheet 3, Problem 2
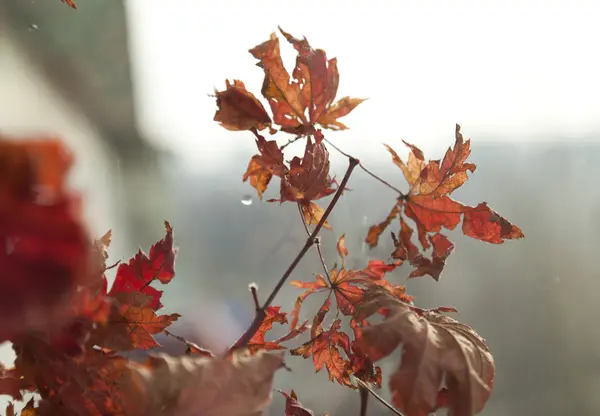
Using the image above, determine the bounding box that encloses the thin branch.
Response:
[249,283,261,310]
[324,138,406,196]
[359,386,369,416]
[296,203,333,286]
[314,237,333,286]
[230,157,359,350]
[355,378,404,416]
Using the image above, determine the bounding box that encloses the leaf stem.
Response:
[230,157,359,350]
[355,378,405,416]
[324,138,406,196]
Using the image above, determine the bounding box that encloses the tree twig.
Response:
[359,385,369,416]
[354,378,404,416]
[230,157,359,350]
[324,138,406,196]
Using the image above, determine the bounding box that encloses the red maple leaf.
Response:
[290,236,409,323]
[291,298,354,387]
[247,306,308,353]
[278,389,317,416]
[367,124,524,280]
[108,221,176,311]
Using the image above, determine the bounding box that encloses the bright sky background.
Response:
[125,0,600,170]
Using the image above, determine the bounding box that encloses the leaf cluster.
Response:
[1,24,523,416]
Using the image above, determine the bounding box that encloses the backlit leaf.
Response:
[355,287,494,416]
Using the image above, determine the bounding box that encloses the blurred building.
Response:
[0,0,170,390]
[0,0,168,254]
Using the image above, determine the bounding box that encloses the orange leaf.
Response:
[289,275,329,330]
[213,79,272,132]
[316,97,367,130]
[462,202,524,244]
[61,0,77,8]
[91,303,180,351]
[242,155,272,199]
[336,234,348,258]
[281,138,336,204]
[247,306,288,352]
[250,32,306,132]
[300,202,332,230]
[368,125,523,280]
[291,300,353,387]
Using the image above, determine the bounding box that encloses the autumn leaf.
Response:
[61,0,76,9]
[245,28,364,135]
[14,336,137,415]
[316,97,367,131]
[185,341,216,357]
[243,134,287,199]
[123,351,285,416]
[299,202,332,230]
[247,306,288,352]
[367,124,523,280]
[108,221,176,311]
[336,234,348,259]
[289,274,329,330]
[291,299,354,387]
[355,286,494,416]
[91,303,180,351]
[289,241,408,329]
[280,138,336,204]
[0,135,90,341]
[278,389,316,416]
[214,80,272,132]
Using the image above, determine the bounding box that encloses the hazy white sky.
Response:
[125,0,600,169]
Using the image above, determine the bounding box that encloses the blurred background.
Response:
[1,0,599,414]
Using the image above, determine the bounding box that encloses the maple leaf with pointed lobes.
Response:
[247,306,288,352]
[367,124,524,280]
[291,298,354,387]
[90,302,180,351]
[290,236,410,328]
[247,306,309,353]
[108,221,176,311]
[243,134,286,199]
[214,80,272,132]
[355,286,494,416]
[247,28,365,135]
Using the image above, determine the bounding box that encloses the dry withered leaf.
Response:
[124,351,285,416]
[355,286,494,416]
[214,80,272,132]
[247,28,364,135]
